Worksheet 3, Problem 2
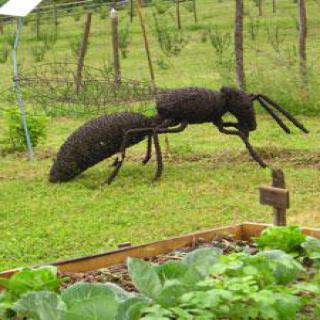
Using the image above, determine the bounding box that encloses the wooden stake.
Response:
[36,10,40,40]
[272,0,276,14]
[260,169,289,226]
[53,2,58,33]
[235,0,246,91]
[111,8,121,85]
[271,169,287,226]
[192,0,198,24]
[298,0,308,86]
[258,0,263,16]
[176,0,182,29]
[76,12,92,93]
[130,0,134,23]
[136,0,155,85]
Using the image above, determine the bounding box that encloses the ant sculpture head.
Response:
[220,86,309,135]
[49,158,80,183]
[220,86,257,132]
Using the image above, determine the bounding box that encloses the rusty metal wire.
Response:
[17,62,163,116]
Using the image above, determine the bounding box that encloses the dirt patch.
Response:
[0,147,56,160]
[126,147,320,169]
[60,236,257,291]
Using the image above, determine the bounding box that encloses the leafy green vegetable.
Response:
[2,246,320,320]
[127,258,162,300]
[0,266,62,318]
[116,297,149,320]
[255,226,306,255]
[182,247,220,277]
[302,236,320,262]
[257,250,304,285]
[14,291,66,320]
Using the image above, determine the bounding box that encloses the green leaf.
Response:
[116,297,149,320]
[255,226,306,255]
[14,291,66,320]
[155,261,188,284]
[257,250,304,284]
[302,236,320,260]
[63,295,118,320]
[102,282,134,301]
[127,258,162,299]
[182,248,220,277]
[61,283,119,320]
[61,282,117,308]
[156,283,187,308]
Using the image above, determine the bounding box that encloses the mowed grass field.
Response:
[0,115,319,271]
[0,0,320,271]
[0,0,320,112]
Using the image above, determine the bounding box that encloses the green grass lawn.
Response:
[0,115,319,271]
[1,0,320,113]
[0,0,319,272]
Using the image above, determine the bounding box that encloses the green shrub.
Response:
[2,110,47,151]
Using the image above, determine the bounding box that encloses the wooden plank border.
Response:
[0,224,243,279]
[1,222,319,282]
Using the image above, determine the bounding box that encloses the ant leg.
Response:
[217,125,267,168]
[106,127,154,184]
[153,131,163,180]
[110,157,120,167]
[151,123,188,180]
[142,135,153,165]
[157,122,188,134]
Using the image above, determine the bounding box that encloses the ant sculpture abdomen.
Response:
[49,112,153,183]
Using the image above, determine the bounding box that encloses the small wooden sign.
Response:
[259,186,290,209]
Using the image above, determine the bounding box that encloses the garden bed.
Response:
[1,223,320,319]
[1,222,320,280]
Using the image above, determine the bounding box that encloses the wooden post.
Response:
[176,0,182,29]
[272,0,276,14]
[258,0,263,16]
[0,21,3,34]
[235,0,246,91]
[53,2,58,33]
[271,169,287,226]
[111,8,121,85]
[192,0,198,23]
[76,12,92,93]
[136,0,155,85]
[298,0,308,86]
[36,10,40,40]
[130,0,134,23]
[259,169,289,226]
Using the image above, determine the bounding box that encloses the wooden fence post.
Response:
[258,0,263,16]
[76,12,92,93]
[192,0,198,23]
[259,169,289,226]
[272,0,276,14]
[298,0,308,86]
[0,21,3,34]
[111,8,121,85]
[36,10,40,40]
[53,2,58,33]
[130,0,134,23]
[271,169,287,226]
[176,0,182,29]
[136,0,155,85]
[235,0,246,91]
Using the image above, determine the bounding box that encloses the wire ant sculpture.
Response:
[49,86,308,184]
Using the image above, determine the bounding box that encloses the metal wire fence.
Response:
[0,0,320,117]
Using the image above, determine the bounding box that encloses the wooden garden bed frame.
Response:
[1,222,320,282]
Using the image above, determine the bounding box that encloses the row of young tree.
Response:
[235,0,308,91]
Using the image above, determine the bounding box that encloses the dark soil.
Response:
[59,236,258,291]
